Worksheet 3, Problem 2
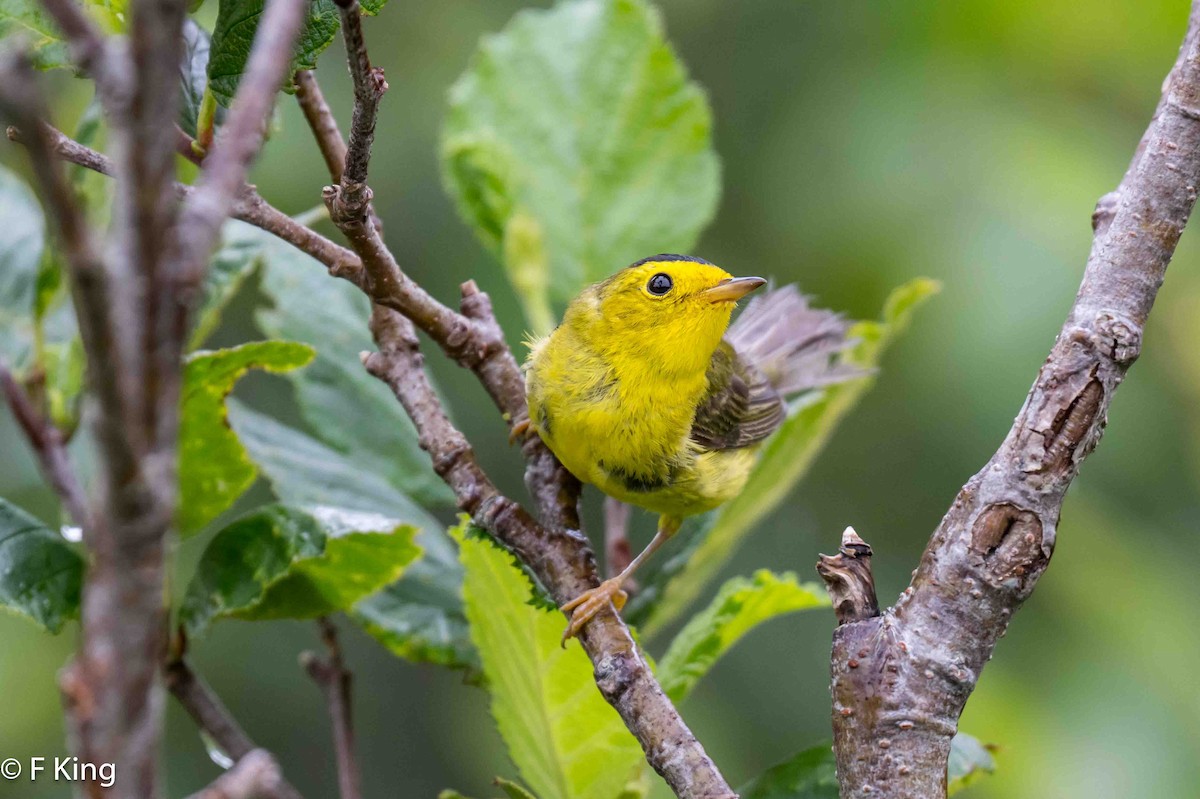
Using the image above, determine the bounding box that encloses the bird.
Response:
[523,254,857,639]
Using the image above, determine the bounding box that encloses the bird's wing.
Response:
[689,341,785,451]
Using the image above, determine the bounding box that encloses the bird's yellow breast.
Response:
[526,321,758,519]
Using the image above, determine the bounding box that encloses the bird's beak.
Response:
[702,276,767,303]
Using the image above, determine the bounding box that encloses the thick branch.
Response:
[163,657,305,799]
[182,750,286,799]
[823,11,1200,798]
[301,619,362,799]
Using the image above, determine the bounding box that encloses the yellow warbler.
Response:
[524,255,855,638]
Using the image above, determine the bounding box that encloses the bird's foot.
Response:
[508,418,532,446]
[560,578,628,643]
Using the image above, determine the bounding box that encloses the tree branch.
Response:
[7,122,367,288]
[294,70,348,183]
[819,10,1200,797]
[300,619,362,799]
[163,656,306,799]
[291,32,734,799]
[815,527,878,626]
[182,750,287,799]
[160,0,308,451]
[0,361,91,530]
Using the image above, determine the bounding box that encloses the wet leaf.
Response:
[0,497,83,634]
[181,504,420,634]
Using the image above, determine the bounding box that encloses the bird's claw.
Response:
[508,418,532,446]
[560,578,628,643]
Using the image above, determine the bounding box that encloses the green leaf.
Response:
[0,164,47,372]
[181,504,420,634]
[207,0,388,107]
[189,220,265,350]
[657,570,827,703]
[737,733,995,799]
[228,402,474,669]
[178,341,315,537]
[236,220,451,507]
[738,744,838,799]
[441,0,720,331]
[460,527,643,799]
[947,732,997,794]
[0,0,121,70]
[627,278,941,634]
[179,19,212,138]
[0,0,71,69]
[0,498,83,634]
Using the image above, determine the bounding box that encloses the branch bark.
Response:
[163,656,306,799]
[301,619,362,799]
[182,750,287,799]
[818,10,1200,797]
[0,362,90,530]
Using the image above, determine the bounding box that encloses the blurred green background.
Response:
[4,0,1200,796]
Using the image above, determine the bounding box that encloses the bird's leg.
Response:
[561,515,682,642]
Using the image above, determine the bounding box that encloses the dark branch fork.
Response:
[816,8,1200,798]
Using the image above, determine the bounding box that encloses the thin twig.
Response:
[182,750,287,799]
[163,657,306,799]
[8,123,366,288]
[294,70,348,183]
[301,619,362,799]
[330,0,385,212]
[819,8,1200,797]
[0,362,90,530]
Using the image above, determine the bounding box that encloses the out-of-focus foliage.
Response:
[177,340,315,537]
[627,278,939,633]
[657,570,826,703]
[442,0,720,332]
[0,498,82,633]
[0,0,122,69]
[0,164,46,372]
[181,503,420,633]
[460,525,644,799]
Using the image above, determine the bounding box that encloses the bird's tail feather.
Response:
[726,284,865,396]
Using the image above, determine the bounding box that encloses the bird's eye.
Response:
[647,273,673,296]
